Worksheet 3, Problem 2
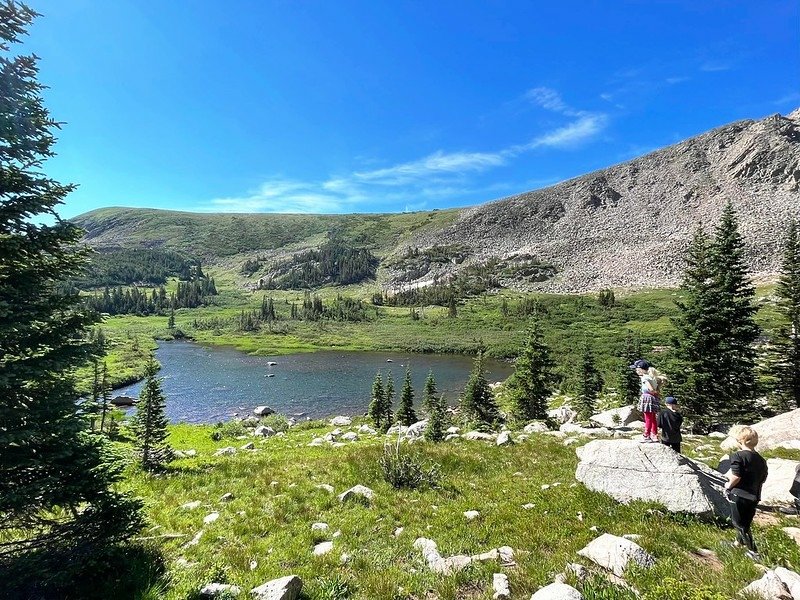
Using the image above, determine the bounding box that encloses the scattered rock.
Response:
[590,406,642,428]
[174,449,197,458]
[577,533,655,576]
[242,416,260,427]
[413,538,470,575]
[311,522,328,532]
[464,510,480,520]
[358,424,377,435]
[530,582,584,599]
[708,431,727,439]
[251,575,303,600]
[497,431,513,446]
[239,442,255,450]
[199,583,241,597]
[184,530,203,547]
[775,567,800,599]
[340,553,350,564]
[214,447,236,456]
[760,458,800,507]
[181,500,202,510]
[406,420,429,437]
[751,408,800,451]
[498,546,515,566]
[254,425,276,437]
[308,438,325,447]
[493,573,510,599]
[522,503,535,510]
[446,426,461,434]
[544,430,568,439]
[740,570,792,599]
[464,431,496,441]
[523,422,550,434]
[253,406,275,417]
[575,440,729,516]
[783,527,800,547]
[445,434,461,441]
[338,485,374,503]
[330,416,352,426]
[548,406,577,425]
[316,484,335,494]
[394,527,404,537]
[220,493,234,502]
[203,512,220,525]
[313,541,333,556]
[341,432,359,442]
[560,423,611,436]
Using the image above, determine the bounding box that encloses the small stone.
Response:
[341,432,359,442]
[464,510,480,520]
[249,560,258,571]
[492,573,510,599]
[541,484,551,490]
[313,541,333,556]
[464,431,496,441]
[330,416,352,427]
[578,533,655,576]
[250,575,303,600]
[311,522,329,532]
[530,582,583,599]
[338,485,374,503]
[445,434,461,441]
[308,437,325,447]
[181,500,202,510]
[332,530,342,538]
[496,431,513,446]
[315,484,335,494]
[498,546,515,566]
[203,512,220,525]
[199,583,241,597]
[340,553,351,564]
[254,425,276,437]
[239,442,255,450]
[214,446,236,456]
[523,503,535,510]
[253,405,275,417]
[184,530,203,547]
[446,426,461,434]
[220,493,234,502]
[358,424,377,435]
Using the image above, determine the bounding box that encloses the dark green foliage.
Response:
[397,367,417,426]
[241,257,262,276]
[131,359,172,471]
[379,442,441,489]
[574,345,602,420]
[423,371,449,442]
[75,247,199,288]
[259,234,378,289]
[86,276,217,316]
[459,352,501,430]
[673,204,760,430]
[384,372,395,428]
[368,372,386,430]
[167,307,175,329]
[0,1,142,580]
[506,321,555,421]
[616,332,642,406]
[598,288,615,307]
[770,219,800,409]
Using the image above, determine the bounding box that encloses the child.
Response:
[657,396,683,453]
[724,425,768,561]
[630,359,665,442]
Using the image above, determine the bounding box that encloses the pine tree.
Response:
[384,372,395,429]
[460,352,501,430]
[506,322,555,422]
[423,372,448,441]
[0,3,142,579]
[131,358,172,471]
[771,219,800,409]
[616,332,642,406]
[574,345,602,420]
[708,201,760,423]
[368,372,386,429]
[397,367,417,426]
[100,362,112,434]
[167,307,175,329]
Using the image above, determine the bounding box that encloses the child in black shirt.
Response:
[657,396,683,453]
[724,425,769,561]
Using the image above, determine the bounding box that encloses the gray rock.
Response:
[445,433,461,441]
[181,500,201,510]
[575,439,729,516]
[590,406,642,428]
[308,438,325,447]
[492,573,510,599]
[761,459,800,507]
[338,485,374,503]
[406,420,429,437]
[174,449,197,458]
[530,582,584,600]
[200,583,241,597]
[341,432,359,442]
[577,533,655,576]
[464,510,480,520]
[250,575,303,600]
[214,447,236,456]
[783,527,800,547]
[752,409,800,451]
[358,424,377,435]
[311,522,328,532]
[496,431,513,446]
[242,416,260,427]
[740,570,792,599]
[315,484,335,494]
[220,493,234,502]
[775,567,800,599]
[548,406,577,424]
[464,431,496,441]
[446,426,461,434]
[253,406,275,417]
[254,425,276,437]
[239,442,255,450]
[523,421,550,434]
[560,423,611,436]
[330,416,351,426]
[313,541,333,556]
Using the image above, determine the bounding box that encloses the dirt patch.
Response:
[689,548,724,572]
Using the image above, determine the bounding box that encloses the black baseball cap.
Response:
[665,397,677,405]
[629,359,650,370]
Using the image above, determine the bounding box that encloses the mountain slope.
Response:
[72,109,800,293]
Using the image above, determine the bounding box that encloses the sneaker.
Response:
[640,436,650,443]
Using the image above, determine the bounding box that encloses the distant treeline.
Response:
[255,236,379,289]
[77,248,202,288]
[85,277,218,316]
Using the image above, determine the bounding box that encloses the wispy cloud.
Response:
[773,92,800,106]
[205,87,607,213]
[700,60,731,72]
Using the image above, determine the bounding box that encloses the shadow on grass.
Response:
[3,541,168,600]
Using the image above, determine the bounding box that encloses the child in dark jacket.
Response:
[657,396,683,453]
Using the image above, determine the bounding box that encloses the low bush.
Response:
[379,440,441,489]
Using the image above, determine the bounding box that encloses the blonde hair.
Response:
[646,367,668,392]
[735,426,759,449]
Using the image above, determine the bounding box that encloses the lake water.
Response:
[113,341,514,423]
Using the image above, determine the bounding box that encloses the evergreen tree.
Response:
[770,219,800,409]
[100,362,111,434]
[131,358,172,472]
[506,322,555,422]
[397,367,417,426]
[709,201,760,423]
[167,307,175,329]
[422,372,448,442]
[384,372,395,429]
[616,332,642,406]
[0,2,142,580]
[368,372,386,429]
[459,352,501,430]
[574,345,602,420]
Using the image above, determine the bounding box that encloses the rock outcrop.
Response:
[752,409,800,451]
[577,533,655,577]
[575,440,729,516]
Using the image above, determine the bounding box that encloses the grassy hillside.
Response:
[76,421,800,599]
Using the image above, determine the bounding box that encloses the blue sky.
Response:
[25,1,800,218]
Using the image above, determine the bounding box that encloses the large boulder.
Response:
[589,406,642,428]
[253,406,275,417]
[751,408,800,451]
[577,533,655,577]
[560,423,611,437]
[575,440,729,516]
[405,420,429,438]
[251,575,303,600]
[330,416,351,427]
[761,459,800,507]
[776,567,800,599]
[548,406,577,424]
[740,570,793,599]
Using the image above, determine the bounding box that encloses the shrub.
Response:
[211,419,247,440]
[379,440,441,490]
[261,413,290,432]
[315,574,353,600]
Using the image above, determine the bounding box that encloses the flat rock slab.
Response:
[776,567,800,599]
[575,439,729,516]
[590,406,642,428]
[783,527,800,547]
[740,570,793,599]
[251,575,303,600]
[577,533,655,577]
[761,458,800,507]
[338,485,374,503]
[752,408,800,451]
[200,583,241,597]
[529,582,584,599]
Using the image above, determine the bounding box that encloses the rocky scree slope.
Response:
[398,108,800,293]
